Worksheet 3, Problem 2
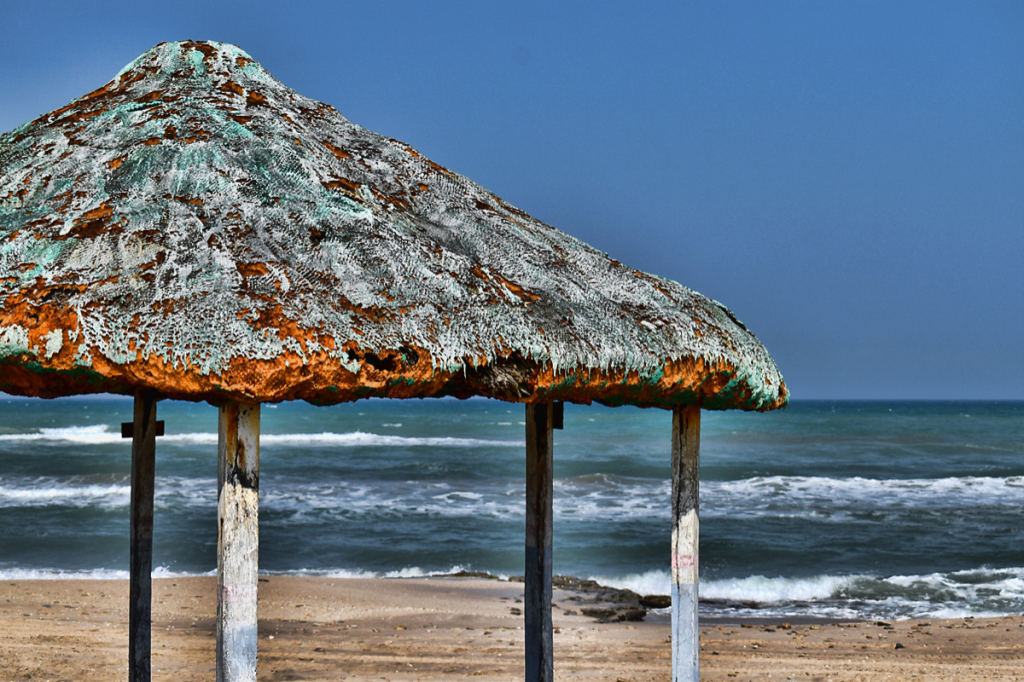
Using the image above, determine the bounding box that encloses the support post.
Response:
[525,402,554,682]
[129,390,158,682]
[217,403,261,682]
[671,405,701,682]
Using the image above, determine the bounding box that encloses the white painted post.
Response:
[671,405,700,682]
[217,403,260,682]
[525,402,554,682]
[129,390,157,682]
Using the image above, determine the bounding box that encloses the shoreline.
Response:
[0,568,1008,625]
[2,576,1022,681]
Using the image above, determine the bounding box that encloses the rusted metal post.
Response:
[217,403,261,682]
[129,390,158,682]
[671,405,701,682]
[525,402,554,682]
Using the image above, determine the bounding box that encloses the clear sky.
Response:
[1,1,1021,399]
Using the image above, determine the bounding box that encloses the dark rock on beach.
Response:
[451,570,503,580]
[639,594,672,609]
[552,575,653,623]
[503,573,661,622]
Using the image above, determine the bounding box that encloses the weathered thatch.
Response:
[0,41,786,410]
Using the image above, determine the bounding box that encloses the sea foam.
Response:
[590,567,1024,620]
[0,425,520,448]
[0,566,212,580]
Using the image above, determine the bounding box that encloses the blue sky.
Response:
[1,1,1021,399]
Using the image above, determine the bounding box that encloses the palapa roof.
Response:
[0,41,787,410]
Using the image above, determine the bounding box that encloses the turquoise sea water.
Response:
[1,396,1022,620]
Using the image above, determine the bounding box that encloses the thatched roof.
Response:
[0,41,787,410]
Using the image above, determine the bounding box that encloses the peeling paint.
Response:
[0,41,787,410]
[42,328,63,358]
[0,324,30,357]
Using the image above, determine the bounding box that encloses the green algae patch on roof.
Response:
[0,41,787,411]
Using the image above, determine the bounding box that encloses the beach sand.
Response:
[1,576,1022,681]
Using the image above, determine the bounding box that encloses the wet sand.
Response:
[1,576,1022,681]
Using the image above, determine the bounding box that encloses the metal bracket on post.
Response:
[122,421,165,438]
[552,401,564,430]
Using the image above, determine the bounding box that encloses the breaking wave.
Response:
[0,425,520,448]
[594,567,1024,620]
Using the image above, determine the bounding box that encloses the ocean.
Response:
[1,396,1022,621]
